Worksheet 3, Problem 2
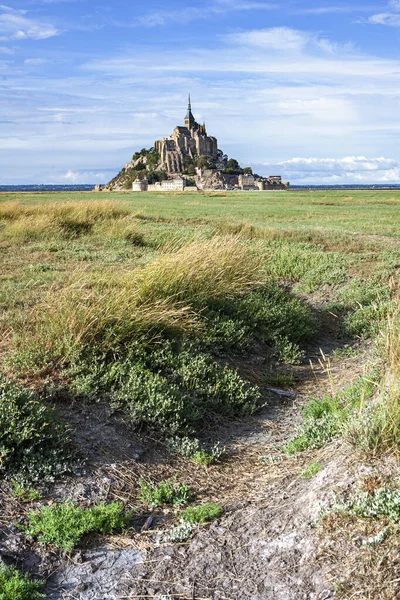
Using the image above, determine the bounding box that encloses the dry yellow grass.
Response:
[133,235,263,305]
[8,236,263,369]
[0,200,131,241]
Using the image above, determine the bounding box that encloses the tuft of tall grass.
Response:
[345,297,400,454]
[9,237,262,369]
[11,277,194,369]
[0,200,131,241]
[133,236,262,306]
[0,200,129,221]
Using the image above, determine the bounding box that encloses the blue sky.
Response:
[3,0,400,184]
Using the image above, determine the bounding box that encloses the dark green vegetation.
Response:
[0,377,75,484]
[23,502,131,552]
[0,565,44,600]
[0,190,399,451]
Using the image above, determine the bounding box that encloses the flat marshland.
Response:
[1,189,400,599]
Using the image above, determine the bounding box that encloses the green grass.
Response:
[285,376,375,454]
[23,501,132,552]
[300,461,322,479]
[10,481,42,502]
[166,436,225,465]
[1,191,399,454]
[0,565,44,600]
[180,502,221,524]
[138,478,191,507]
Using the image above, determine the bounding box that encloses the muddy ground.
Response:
[0,332,391,600]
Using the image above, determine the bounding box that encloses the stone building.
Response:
[132,177,149,192]
[154,96,218,174]
[238,174,289,191]
[133,176,186,192]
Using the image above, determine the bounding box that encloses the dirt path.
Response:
[0,332,375,600]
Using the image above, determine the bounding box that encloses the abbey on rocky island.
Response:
[103,96,289,192]
[154,95,218,174]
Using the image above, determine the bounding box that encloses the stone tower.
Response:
[184,94,195,130]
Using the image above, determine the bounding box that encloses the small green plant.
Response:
[161,521,194,543]
[138,479,191,507]
[332,345,357,359]
[11,481,42,502]
[299,461,322,479]
[325,487,400,525]
[180,502,221,524]
[285,415,338,454]
[203,282,317,362]
[23,501,132,552]
[0,376,76,484]
[72,341,261,435]
[166,436,225,465]
[0,565,44,600]
[263,371,295,388]
[285,376,375,454]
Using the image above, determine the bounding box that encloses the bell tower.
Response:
[184,94,195,130]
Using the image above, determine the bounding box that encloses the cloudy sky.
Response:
[2,0,400,184]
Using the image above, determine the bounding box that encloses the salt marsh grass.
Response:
[8,236,263,369]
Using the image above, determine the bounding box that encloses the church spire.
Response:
[184,93,195,129]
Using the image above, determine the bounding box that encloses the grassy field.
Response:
[1,189,400,598]
[2,190,399,357]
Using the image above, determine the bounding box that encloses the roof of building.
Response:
[185,93,195,122]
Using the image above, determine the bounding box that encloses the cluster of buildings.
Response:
[132,176,186,192]
[132,173,287,192]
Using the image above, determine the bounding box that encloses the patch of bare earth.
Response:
[0,336,387,600]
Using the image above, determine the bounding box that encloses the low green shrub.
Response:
[138,479,191,507]
[23,501,131,552]
[328,487,400,524]
[0,376,76,484]
[285,376,375,454]
[11,481,41,502]
[161,521,194,543]
[180,502,221,524]
[285,415,339,454]
[166,436,225,465]
[71,341,261,434]
[203,282,317,362]
[0,565,44,600]
[327,277,393,339]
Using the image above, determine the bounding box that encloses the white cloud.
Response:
[62,169,106,183]
[260,156,400,183]
[0,7,58,41]
[137,0,277,27]
[224,26,355,55]
[367,12,400,25]
[225,27,309,51]
[365,0,400,26]
[63,169,78,181]
[24,57,48,65]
